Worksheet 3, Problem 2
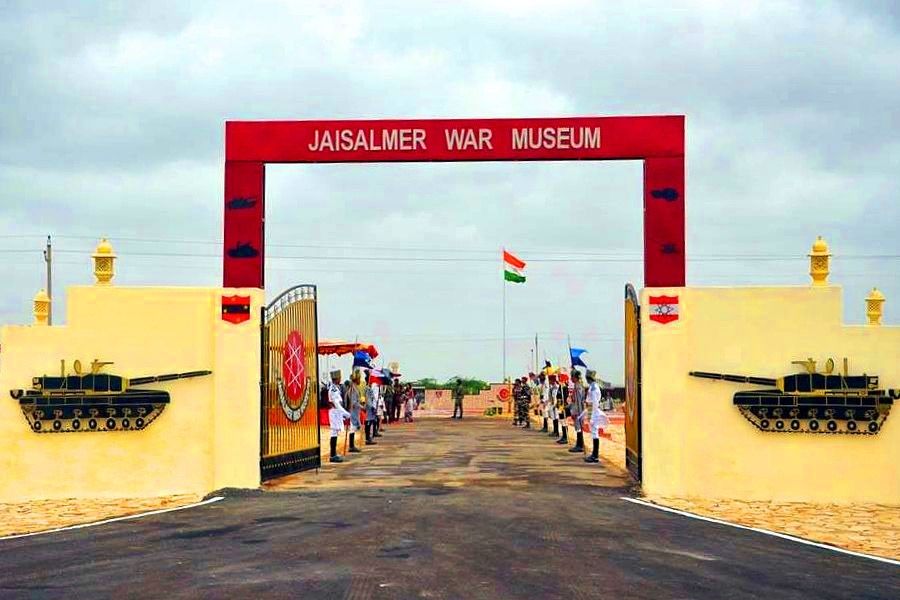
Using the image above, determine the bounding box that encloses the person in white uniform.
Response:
[567,369,586,453]
[327,369,351,463]
[547,374,560,439]
[581,370,609,463]
[343,369,363,453]
[376,384,387,431]
[365,377,380,444]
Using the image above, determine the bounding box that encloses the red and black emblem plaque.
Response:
[221,295,251,324]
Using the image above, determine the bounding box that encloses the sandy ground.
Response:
[0,494,202,538]
[645,496,900,561]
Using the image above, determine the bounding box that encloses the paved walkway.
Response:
[1,419,897,599]
[269,416,630,493]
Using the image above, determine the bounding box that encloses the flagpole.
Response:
[502,248,507,384]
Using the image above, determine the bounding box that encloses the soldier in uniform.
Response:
[327,370,351,463]
[383,382,394,425]
[538,372,549,431]
[365,376,380,444]
[343,369,363,453]
[526,373,538,423]
[582,370,610,464]
[515,377,532,428]
[452,379,465,419]
[567,369,586,453]
[511,378,522,426]
[548,373,560,439]
[556,374,570,445]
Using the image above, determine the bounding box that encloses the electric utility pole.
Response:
[43,235,52,325]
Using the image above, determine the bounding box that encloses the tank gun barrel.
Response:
[129,370,212,386]
[689,371,777,386]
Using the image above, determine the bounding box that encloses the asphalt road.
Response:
[0,419,897,599]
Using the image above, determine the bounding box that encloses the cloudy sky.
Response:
[1,0,897,382]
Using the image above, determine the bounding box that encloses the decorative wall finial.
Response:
[808,235,830,286]
[33,289,50,325]
[866,287,885,326]
[92,238,117,285]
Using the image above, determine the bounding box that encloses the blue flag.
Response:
[352,351,374,370]
[570,347,588,369]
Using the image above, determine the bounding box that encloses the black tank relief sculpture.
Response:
[226,197,257,210]
[690,358,896,435]
[9,359,211,433]
[227,242,259,258]
[650,187,680,201]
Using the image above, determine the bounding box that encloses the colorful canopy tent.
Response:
[317,339,379,358]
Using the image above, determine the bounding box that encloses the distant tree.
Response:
[445,377,489,396]
[409,377,489,396]
[410,378,441,389]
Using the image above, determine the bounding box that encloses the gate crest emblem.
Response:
[279,330,310,421]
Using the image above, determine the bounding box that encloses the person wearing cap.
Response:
[538,372,549,431]
[511,378,522,426]
[582,370,610,463]
[377,382,387,429]
[526,372,538,424]
[567,369,586,453]
[556,373,570,445]
[365,375,380,444]
[343,369,363,453]
[556,374,571,448]
[547,373,560,440]
[327,370,352,463]
[514,377,532,428]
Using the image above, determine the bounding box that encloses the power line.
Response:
[14,234,900,261]
[30,249,900,262]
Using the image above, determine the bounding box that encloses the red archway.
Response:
[222,116,685,288]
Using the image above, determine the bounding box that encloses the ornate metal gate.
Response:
[260,284,320,480]
[624,283,642,481]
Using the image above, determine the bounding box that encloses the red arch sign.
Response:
[223,116,685,288]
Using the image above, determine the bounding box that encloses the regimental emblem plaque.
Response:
[279,330,311,421]
[221,295,251,324]
[648,295,679,324]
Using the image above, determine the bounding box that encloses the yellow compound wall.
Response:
[0,285,263,502]
[640,285,900,504]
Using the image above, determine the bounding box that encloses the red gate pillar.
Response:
[643,157,685,287]
[223,161,266,288]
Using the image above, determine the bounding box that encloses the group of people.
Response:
[323,369,418,463]
[511,368,610,464]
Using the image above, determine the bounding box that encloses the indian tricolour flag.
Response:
[503,250,526,283]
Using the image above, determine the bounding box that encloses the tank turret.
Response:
[690,360,896,435]
[227,242,259,258]
[10,364,211,433]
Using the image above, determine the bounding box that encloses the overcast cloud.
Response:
[1,0,897,382]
